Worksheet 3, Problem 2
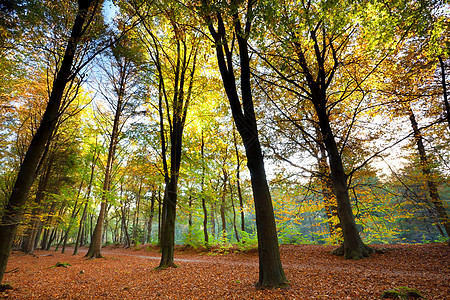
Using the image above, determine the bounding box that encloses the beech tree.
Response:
[86,37,144,258]
[199,0,287,287]
[0,0,102,283]
[132,0,202,267]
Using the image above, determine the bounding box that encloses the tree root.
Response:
[254,281,290,290]
[331,244,375,259]
[0,283,13,292]
[155,263,178,270]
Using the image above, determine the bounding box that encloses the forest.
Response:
[0,0,449,295]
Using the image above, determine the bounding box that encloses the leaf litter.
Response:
[1,243,448,299]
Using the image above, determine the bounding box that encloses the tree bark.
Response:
[146,191,155,244]
[159,176,179,267]
[188,196,193,244]
[233,129,245,232]
[438,56,450,130]
[290,29,371,258]
[315,105,373,259]
[62,180,83,254]
[230,180,240,243]
[317,132,340,242]
[74,144,98,255]
[158,29,197,268]
[132,181,142,244]
[21,158,53,254]
[120,205,131,248]
[210,202,216,238]
[220,169,228,243]
[201,131,209,245]
[0,0,97,282]
[202,1,287,287]
[85,46,129,258]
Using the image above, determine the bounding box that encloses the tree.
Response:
[132,0,202,267]
[252,0,424,259]
[199,0,287,287]
[86,37,143,258]
[379,34,450,238]
[0,0,101,283]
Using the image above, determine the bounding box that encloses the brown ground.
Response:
[1,243,449,299]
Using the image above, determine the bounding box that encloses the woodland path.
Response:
[2,243,449,299]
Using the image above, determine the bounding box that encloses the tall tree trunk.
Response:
[315,105,372,259]
[158,190,162,243]
[62,180,84,253]
[159,176,179,267]
[201,131,209,245]
[291,31,371,258]
[21,158,53,254]
[158,31,197,268]
[33,223,43,250]
[438,56,450,130]
[203,2,287,286]
[0,0,98,283]
[120,206,131,248]
[317,134,340,242]
[220,169,228,243]
[41,225,50,251]
[73,202,88,255]
[74,144,98,255]
[230,181,240,243]
[188,196,193,244]
[233,129,245,232]
[210,203,216,238]
[85,53,126,259]
[40,201,57,250]
[408,107,450,237]
[132,181,143,244]
[147,191,155,244]
[46,227,57,250]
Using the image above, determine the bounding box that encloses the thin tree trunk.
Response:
[22,158,53,254]
[147,191,155,244]
[132,181,143,244]
[230,180,240,243]
[0,0,98,282]
[200,130,209,245]
[85,55,126,259]
[158,32,198,268]
[46,227,57,250]
[210,203,216,238]
[233,129,245,233]
[41,228,50,251]
[220,169,228,243]
[33,222,43,250]
[438,56,450,130]
[74,144,98,255]
[62,180,84,253]
[188,196,193,244]
[158,190,162,243]
[41,201,57,250]
[120,206,132,248]
[408,107,450,237]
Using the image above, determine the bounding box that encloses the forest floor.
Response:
[1,243,449,299]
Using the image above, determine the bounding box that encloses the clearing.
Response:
[2,243,449,299]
